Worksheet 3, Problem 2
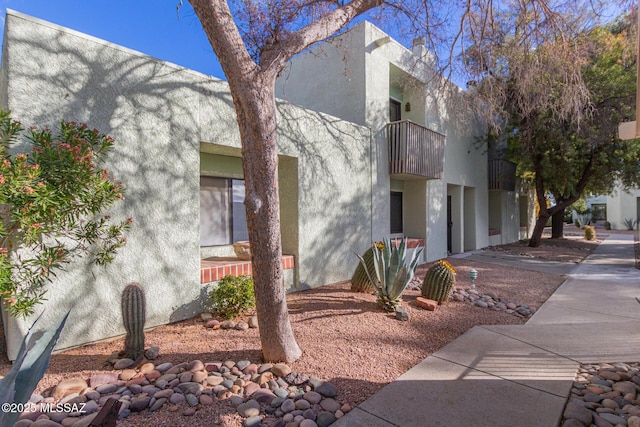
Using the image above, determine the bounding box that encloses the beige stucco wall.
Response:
[1,10,371,359]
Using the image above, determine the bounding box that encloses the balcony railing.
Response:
[387,120,445,179]
[488,159,516,191]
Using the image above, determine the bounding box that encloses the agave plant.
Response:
[356,237,423,312]
[0,309,70,426]
[622,218,638,231]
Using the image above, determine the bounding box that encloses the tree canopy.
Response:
[464,4,639,245]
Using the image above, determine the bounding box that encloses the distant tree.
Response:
[543,15,640,238]
[464,3,635,246]
[185,0,610,361]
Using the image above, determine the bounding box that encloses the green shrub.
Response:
[574,219,580,228]
[210,275,255,319]
[584,225,596,241]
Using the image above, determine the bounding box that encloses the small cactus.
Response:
[421,260,456,304]
[121,282,146,360]
[584,225,596,241]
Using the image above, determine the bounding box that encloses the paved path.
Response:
[333,234,640,427]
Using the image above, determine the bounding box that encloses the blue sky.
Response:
[0,1,627,85]
[0,0,226,79]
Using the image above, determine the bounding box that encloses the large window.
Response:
[200,177,249,246]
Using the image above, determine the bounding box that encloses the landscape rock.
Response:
[308,378,337,397]
[235,321,249,330]
[113,358,135,370]
[238,400,261,417]
[272,363,292,377]
[316,411,336,427]
[284,372,309,386]
[564,363,640,427]
[53,378,88,401]
[451,287,534,317]
[35,355,351,427]
[205,319,221,329]
[145,346,160,360]
[221,320,236,329]
[90,373,119,388]
[415,297,438,311]
[395,306,409,321]
[249,316,259,328]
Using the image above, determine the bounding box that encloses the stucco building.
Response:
[586,187,640,230]
[0,11,530,359]
[275,22,533,254]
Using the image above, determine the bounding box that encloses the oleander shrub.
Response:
[210,275,256,319]
[0,110,130,317]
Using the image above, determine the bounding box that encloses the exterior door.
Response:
[447,195,453,254]
[389,99,401,122]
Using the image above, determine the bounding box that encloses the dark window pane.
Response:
[390,191,403,234]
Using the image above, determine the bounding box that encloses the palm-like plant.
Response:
[356,237,423,312]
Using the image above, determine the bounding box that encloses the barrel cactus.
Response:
[121,282,146,360]
[421,260,456,304]
[351,242,384,293]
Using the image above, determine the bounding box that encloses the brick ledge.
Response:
[200,255,294,284]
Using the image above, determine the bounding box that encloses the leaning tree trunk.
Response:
[235,78,302,363]
[529,213,548,247]
[551,210,565,239]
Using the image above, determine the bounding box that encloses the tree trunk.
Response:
[551,210,565,239]
[529,213,548,247]
[236,78,302,363]
[529,151,548,248]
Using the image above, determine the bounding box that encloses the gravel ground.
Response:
[0,232,607,426]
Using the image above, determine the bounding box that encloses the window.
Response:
[390,191,403,234]
[389,99,402,122]
[200,177,249,246]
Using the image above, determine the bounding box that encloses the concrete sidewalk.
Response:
[333,234,640,427]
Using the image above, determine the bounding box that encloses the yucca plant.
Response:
[356,237,423,312]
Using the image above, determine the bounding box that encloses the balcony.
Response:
[387,120,445,179]
[488,159,516,191]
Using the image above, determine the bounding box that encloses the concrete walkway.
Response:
[333,234,640,427]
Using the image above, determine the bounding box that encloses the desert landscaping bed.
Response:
[0,235,602,426]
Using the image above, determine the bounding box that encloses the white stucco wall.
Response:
[1,10,371,359]
[277,21,490,261]
[606,187,640,230]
